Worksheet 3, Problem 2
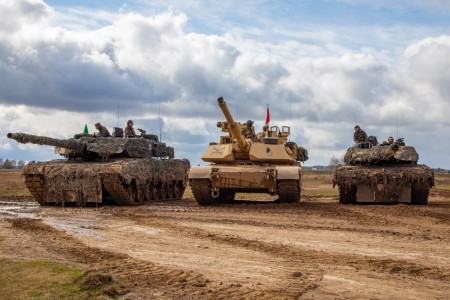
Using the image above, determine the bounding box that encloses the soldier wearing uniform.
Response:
[124,120,136,138]
[242,120,256,141]
[94,123,111,137]
[353,125,368,144]
[383,136,394,145]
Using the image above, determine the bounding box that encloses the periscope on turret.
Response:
[188,97,309,205]
[7,129,190,206]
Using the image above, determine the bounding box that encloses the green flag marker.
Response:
[83,124,89,135]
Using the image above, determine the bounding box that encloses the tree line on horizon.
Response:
[0,158,26,169]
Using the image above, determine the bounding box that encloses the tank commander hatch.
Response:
[353,125,368,144]
[124,120,136,138]
[94,122,111,137]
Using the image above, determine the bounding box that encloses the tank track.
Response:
[191,179,300,205]
[278,180,300,203]
[411,183,429,205]
[191,179,219,205]
[24,175,45,205]
[24,173,185,206]
[338,185,356,204]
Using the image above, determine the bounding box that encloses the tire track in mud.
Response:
[6,218,314,299]
[146,212,447,241]
[129,213,450,283]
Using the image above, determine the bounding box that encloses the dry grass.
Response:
[0,170,30,197]
[0,259,84,299]
[302,170,337,197]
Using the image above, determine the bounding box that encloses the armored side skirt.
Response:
[23,158,190,206]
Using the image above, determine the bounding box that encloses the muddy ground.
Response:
[0,182,449,299]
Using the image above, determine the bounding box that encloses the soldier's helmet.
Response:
[246,120,254,126]
[127,120,133,125]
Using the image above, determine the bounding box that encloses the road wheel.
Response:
[159,182,168,199]
[126,182,137,203]
[174,181,183,199]
[167,181,175,199]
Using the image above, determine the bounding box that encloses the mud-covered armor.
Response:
[7,131,190,206]
[333,138,434,205]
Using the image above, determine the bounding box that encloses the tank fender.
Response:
[276,166,301,180]
[188,166,213,179]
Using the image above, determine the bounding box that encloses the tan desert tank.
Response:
[188,97,308,205]
[333,138,434,204]
[7,129,190,206]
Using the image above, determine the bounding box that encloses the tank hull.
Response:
[23,158,190,206]
[189,164,302,205]
[333,165,434,205]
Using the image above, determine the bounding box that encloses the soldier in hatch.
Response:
[124,120,136,138]
[242,120,256,141]
[382,136,394,145]
[353,125,368,144]
[94,122,111,137]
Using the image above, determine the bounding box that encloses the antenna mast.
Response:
[159,101,162,142]
[396,116,399,139]
[117,100,120,127]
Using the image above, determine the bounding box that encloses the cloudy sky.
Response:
[1,0,449,168]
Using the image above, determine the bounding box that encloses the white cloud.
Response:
[1,0,449,168]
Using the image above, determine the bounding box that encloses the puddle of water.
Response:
[43,217,105,240]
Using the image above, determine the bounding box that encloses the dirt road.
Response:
[1,188,449,299]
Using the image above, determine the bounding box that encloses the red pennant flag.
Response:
[265,105,270,125]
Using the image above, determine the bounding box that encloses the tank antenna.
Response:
[159,101,162,142]
[117,99,120,127]
[289,102,291,142]
[396,115,399,139]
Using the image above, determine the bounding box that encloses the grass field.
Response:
[0,170,31,197]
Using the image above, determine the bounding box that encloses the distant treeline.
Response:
[0,158,26,169]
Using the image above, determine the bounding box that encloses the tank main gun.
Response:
[7,132,85,154]
[7,132,174,160]
[217,97,248,151]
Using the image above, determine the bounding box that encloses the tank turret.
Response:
[7,130,189,206]
[189,96,308,205]
[343,139,419,166]
[7,132,174,160]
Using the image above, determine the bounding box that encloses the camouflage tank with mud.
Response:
[333,137,434,204]
[188,97,308,205]
[7,128,190,206]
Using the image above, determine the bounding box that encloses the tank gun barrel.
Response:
[7,132,85,153]
[217,97,247,149]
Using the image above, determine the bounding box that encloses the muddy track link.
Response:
[103,174,137,205]
[191,179,218,205]
[338,185,356,204]
[278,180,300,203]
[24,175,45,205]
[411,183,430,205]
